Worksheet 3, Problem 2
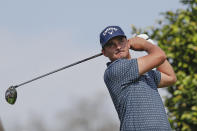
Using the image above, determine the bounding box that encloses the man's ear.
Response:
[102,49,107,57]
[127,40,131,49]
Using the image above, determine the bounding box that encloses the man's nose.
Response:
[115,43,121,49]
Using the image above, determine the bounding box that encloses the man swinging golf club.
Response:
[100,26,176,130]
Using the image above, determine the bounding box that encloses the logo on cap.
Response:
[103,27,118,36]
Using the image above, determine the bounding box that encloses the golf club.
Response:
[5,53,103,105]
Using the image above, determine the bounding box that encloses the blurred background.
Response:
[0,0,192,131]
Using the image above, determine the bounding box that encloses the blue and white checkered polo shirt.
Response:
[104,58,171,131]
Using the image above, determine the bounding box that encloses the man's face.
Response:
[102,36,131,61]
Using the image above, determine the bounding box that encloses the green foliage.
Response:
[131,0,197,130]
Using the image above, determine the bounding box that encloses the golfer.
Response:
[100,26,176,131]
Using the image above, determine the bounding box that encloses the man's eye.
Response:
[119,38,124,42]
[106,42,114,47]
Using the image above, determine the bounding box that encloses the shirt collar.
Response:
[106,62,112,67]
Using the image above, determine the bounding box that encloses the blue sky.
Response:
[0,0,184,130]
[0,0,184,48]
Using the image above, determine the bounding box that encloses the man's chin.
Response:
[119,52,127,57]
[114,55,126,59]
[110,53,130,61]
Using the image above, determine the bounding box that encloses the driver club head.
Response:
[5,86,17,105]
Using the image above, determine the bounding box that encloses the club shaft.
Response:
[15,53,103,88]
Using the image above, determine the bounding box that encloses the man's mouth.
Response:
[115,50,124,54]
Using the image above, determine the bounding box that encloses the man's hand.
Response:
[128,37,148,51]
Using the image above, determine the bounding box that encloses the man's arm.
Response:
[157,60,177,88]
[128,37,176,87]
[129,37,166,75]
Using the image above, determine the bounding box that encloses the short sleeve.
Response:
[104,58,140,86]
[148,70,161,86]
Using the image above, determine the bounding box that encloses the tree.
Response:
[131,0,197,130]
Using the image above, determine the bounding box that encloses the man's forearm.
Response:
[143,41,167,68]
[157,60,175,77]
[135,40,167,75]
[157,59,177,87]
